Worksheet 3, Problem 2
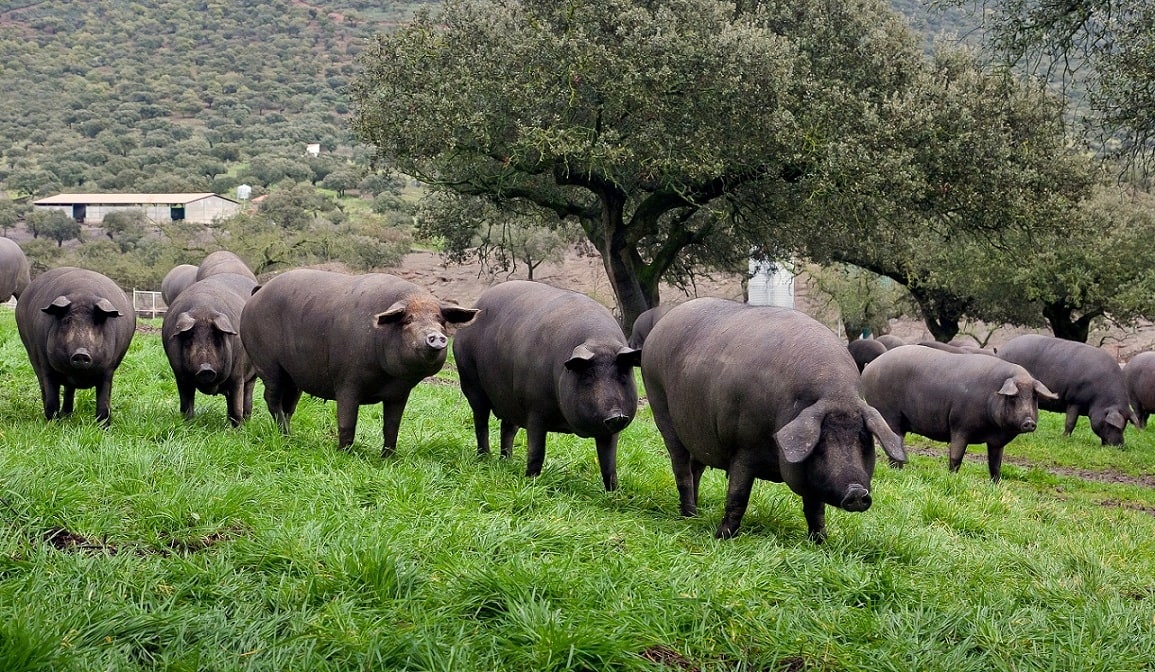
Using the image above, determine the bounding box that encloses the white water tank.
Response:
[236,184,252,201]
[747,258,795,308]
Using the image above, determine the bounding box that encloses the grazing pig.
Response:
[15,267,135,425]
[0,237,30,301]
[848,339,887,373]
[453,281,640,491]
[162,273,258,427]
[240,269,478,455]
[627,304,671,349]
[997,334,1137,445]
[860,346,1056,481]
[196,251,256,282]
[875,334,906,349]
[160,264,199,305]
[1124,352,1155,429]
[641,298,907,541]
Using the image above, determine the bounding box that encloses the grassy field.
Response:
[0,310,1153,671]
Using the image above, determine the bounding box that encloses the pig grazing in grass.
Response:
[16,267,135,425]
[162,273,258,427]
[240,269,477,455]
[453,280,640,491]
[1124,352,1155,430]
[997,334,1137,446]
[860,345,1056,481]
[641,298,906,541]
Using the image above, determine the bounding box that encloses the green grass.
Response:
[1,309,1154,671]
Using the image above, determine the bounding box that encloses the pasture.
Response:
[0,310,1153,671]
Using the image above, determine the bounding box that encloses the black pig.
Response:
[15,267,135,424]
[997,334,1137,445]
[240,269,477,455]
[860,345,1056,481]
[453,281,641,491]
[162,273,257,427]
[641,298,906,541]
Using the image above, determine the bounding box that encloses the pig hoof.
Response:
[888,458,904,470]
[808,529,828,544]
[714,525,739,540]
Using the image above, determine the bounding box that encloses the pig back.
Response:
[161,264,199,305]
[197,251,256,282]
[642,298,860,467]
[454,281,629,423]
[0,237,30,301]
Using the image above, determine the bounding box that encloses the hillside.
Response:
[0,0,977,201]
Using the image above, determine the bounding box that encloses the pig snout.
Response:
[603,412,631,433]
[840,484,872,512]
[70,348,93,368]
[1020,417,1037,432]
[424,332,448,350]
[195,363,218,384]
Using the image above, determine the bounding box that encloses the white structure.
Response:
[747,258,795,308]
[306,143,321,157]
[236,184,252,201]
[32,193,241,225]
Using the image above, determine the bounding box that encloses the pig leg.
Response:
[379,395,410,458]
[716,463,757,539]
[499,420,518,458]
[802,496,827,543]
[524,420,548,478]
[947,435,969,473]
[242,377,255,420]
[1138,410,1149,430]
[666,437,700,516]
[594,434,618,491]
[37,373,61,420]
[262,373,299,435]
[471,410,491,455]
[94,373,114,427]
[986,440,1006,483]
[61,386,76,417]
[1063,406,1080,436]
[225,379,245,428]
[334,394,362,452]
[177,377,197,421]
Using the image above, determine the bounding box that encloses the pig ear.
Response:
[616,346,641,368]
[212,313,238,335]
[565,344,596,371]
[374,301,408,326]
[1105,409,1126,430]
[1033,379,1058,400]
[42,296,71,316]
[441,305,479,325]
[173,312,196,334]
[860,401,907,463]
[94,298,122,318]
[775,401,828,463]
[997,378,1018,397]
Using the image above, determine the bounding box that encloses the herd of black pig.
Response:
[2,241,1154,543]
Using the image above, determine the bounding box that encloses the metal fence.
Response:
[133,289,167,318]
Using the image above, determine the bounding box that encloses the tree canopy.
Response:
[352,0,1095,330]
[944,0,1155,170]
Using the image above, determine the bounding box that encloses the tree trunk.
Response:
[588,192,656,333]
[907,285,964,343]
[1042,300,1097,342]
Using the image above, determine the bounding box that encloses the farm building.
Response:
[31,193,240,225]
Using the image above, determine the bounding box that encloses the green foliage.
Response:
[808,264,912,342]
[1,312,1155,669]
[23,209,80,247]
[418,191,584,281]
[99,210,149,252]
